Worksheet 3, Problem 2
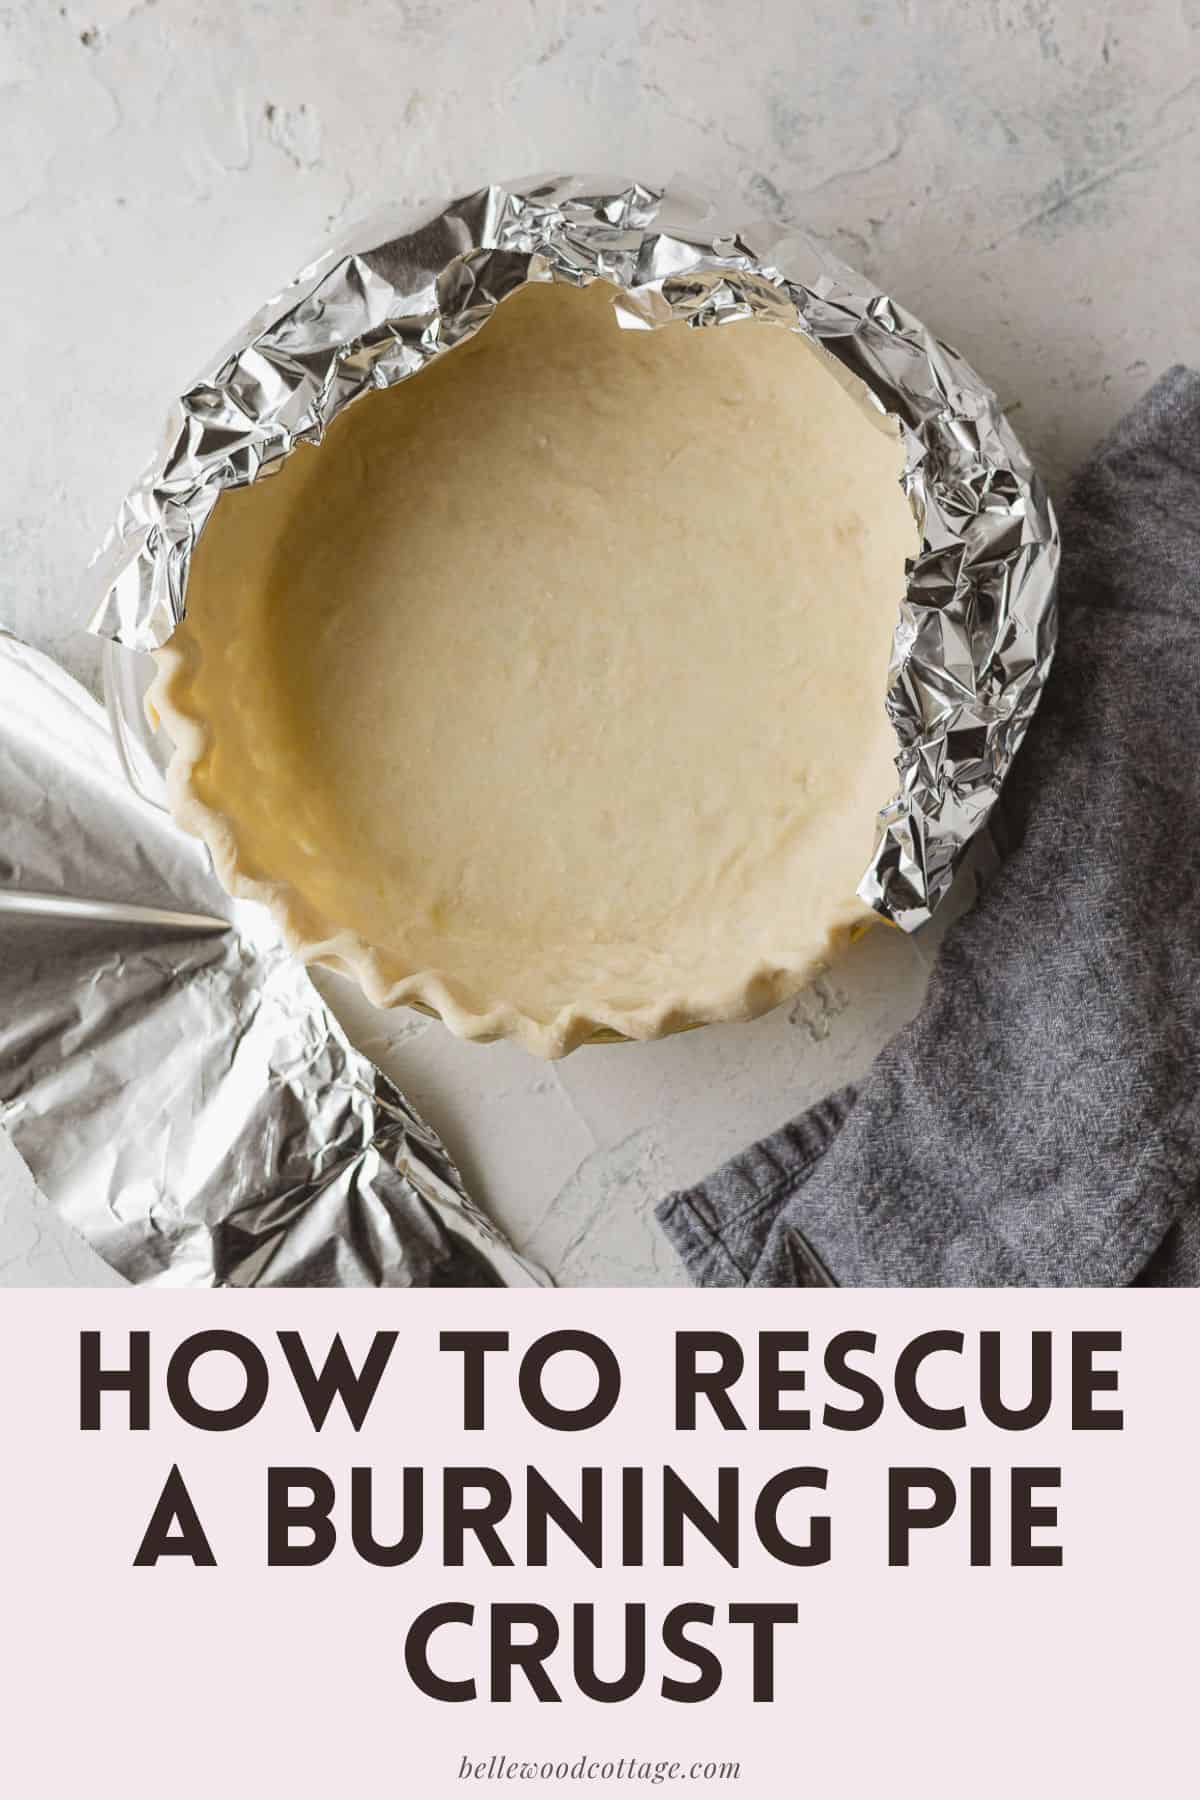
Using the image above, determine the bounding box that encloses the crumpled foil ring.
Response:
[87,173,1060,929]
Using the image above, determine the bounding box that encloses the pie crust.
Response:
[149,277,916,1057]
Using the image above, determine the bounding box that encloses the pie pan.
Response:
[91,176,1060,1058]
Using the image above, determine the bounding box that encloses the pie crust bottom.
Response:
[149,279,915,1057]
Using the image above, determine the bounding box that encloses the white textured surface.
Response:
[3,0,1198,1285]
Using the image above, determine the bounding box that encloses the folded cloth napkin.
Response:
[657,366,1200,1288]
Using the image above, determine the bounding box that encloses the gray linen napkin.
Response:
[657,366,1200,1288]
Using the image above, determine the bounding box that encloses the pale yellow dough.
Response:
[151,278,916,1056]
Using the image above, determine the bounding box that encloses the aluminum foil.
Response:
[87,173,1059,928]
[0,629,544,1288]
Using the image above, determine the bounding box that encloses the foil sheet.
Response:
[87,174,1059,928]
[0,630,544,1288]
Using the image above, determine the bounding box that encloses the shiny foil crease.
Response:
[0,630,542,1287]
[88,172,1059,926]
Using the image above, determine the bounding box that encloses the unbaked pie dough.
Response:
[150,278,917,1057]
